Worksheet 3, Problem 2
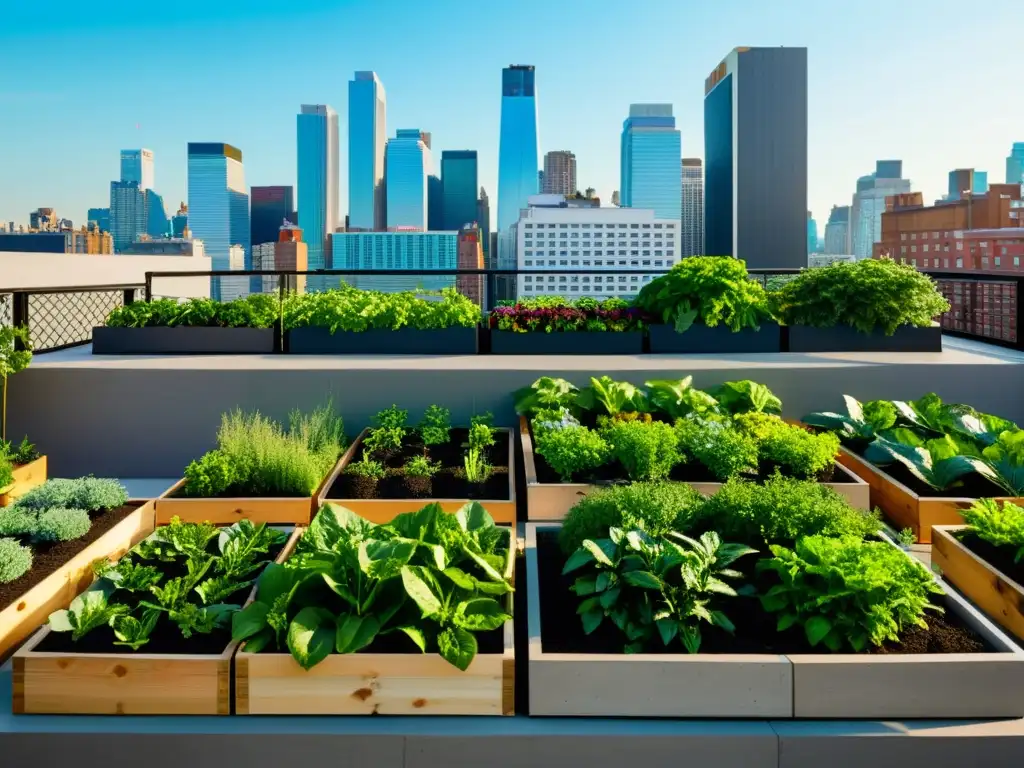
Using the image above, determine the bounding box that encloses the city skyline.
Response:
[2,0,1022,236]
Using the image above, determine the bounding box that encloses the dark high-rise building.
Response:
[428,174,444,231]
[441,151,479,231]
[876,160,903,180]
[477,187,491,264]
[704,46,807,268]
[87,207,111,233]
[251,186,294,247]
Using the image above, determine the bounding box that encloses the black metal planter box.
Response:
[92,327,276,355]
[648,322,782,353]
[490,330,644,355]
[786,323,942,353]
[285,327,479,354]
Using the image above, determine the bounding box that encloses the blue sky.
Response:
[1,0,1021,233]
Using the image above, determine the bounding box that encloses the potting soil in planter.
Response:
[956,533,1024,586]
[536,530,987,656]
[0,503,141,612]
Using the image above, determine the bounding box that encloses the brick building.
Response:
[456,225,485,307]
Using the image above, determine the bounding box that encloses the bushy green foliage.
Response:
[0,459,11,489]
[104,295,279,329]
[534,425,609,483]
[363,405,408,456]
[633,256,773,332]
[0,325,32,443]
[1,437,40,466]
[759,535,943,651]
[13,477,128,512]
[559,482,704,554]
[644,377,722,420]
[961,498,1024,562]
[575,376,648,417]
[0,537,32,583]
[405,455,441,478]
[183,450,236,497]
[599,420,680,481]
[418,405,451,446]
[706,380,782,415]
[981,429,1024,495]
[675,416,759,481]
[0,505,33,536]
[694,475,880,545]
[346,458,386,479]
[34,508,92,542]
[771,258,950,335]
[759,425,839,479]
[513,377,580,416]
[282,286,480,332]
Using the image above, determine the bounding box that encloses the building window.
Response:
[547,259,556,266]
[595,260,603,266]
[642,260,651,266]
[618,224,627,229]
[594,250,602,256]
[944,258,949,268]
[911,246,916,253]
[560,224,568,228]
[900,246,907,254]
[559,276,567,283]
[524,224,533,229]
[594,224,602,228]
[932,232,939,239]
[901,233,907,241]
[571,224,579,228]
[524,259,533,266]
[524,276,532,282]
[570,260,579,266]
[957,242,963,251]
[560,233,567,239]
[595,276,602,283]
[982,257,989,267]
[995,257,1001,267]
[570,286,579,292]
[654,260,664,266]
[618,276,627,282]
[583,276,590,282]
[923,244,929,252]
[559,260,568,266]
[956,258,963,268]
[1015,257,1021,267]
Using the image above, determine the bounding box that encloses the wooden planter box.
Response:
[0,498,158,664]
[521,417,869,521]
[92,327,276,355]
[285,327,479,355]
[835,447,1024,544]
[932,525,1024,644]
[235,528,516,715]
[648,322,782,354]
[12,526,303,715]
[786,322,942,353]
[0,456,47,507]
[317,428,516,524]
[490,330,644,355]
[154,456,345,526]
[526,523,1024,719]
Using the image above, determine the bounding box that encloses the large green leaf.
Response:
[286,607,335,670]
[437,626,477,671]
[455,501,493,533]
[335,614,380,654]
[400,565,445,618]
[452,598,509,632]
[231,601,269,641]
[707,381,782,415]
[389,503,441,542]
[358,539,418,580]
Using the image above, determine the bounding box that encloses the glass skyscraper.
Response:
[87,207,110,233]
[680,158,704,257]
[948,168,988,200]
[620,105,681,222]
[109,181,147,252]
[297,105,339,278]
[187,143,250,300]
[250,186,294,247]
[348,71,387,231]
[146,190,169,238]
[120,149,154,190]
[1007,143,1024,186]
[331,231,457,293]
[441,150,479,231]
[386,129,431,230]
[497,65,539,234]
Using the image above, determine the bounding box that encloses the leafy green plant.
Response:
[981,429,1024,495]
[183,450,236,498]
[897,528,917,548]
[564,527,757,653]
[0,459,12,490]
[110,610,161,650]
[675,416,759,481]
[0,537,32,583]
[513,377,579,416]
[804,395,908,447]
[0,325,32,443]
[49,585,130,641]
[105,295,279,329]
[961,498,1024,561]
[633,256,773,333]
[599,420,680,482]
[758,425,839,479]
[13,477,128,512]
[771,258,949,336]
[534,425,609,483]
[866,433,995,492]
[282,286,480,333]
[644,377,722,421]
[418,405,451,446]
[92,558,163,592]
[346,458,386,479]
[706,381,782,415]
[759,535,943,651]
[405,455,441,478]
[463,449,493,484]
[576,376,647,417]
[34,508,92,543]
[1,437,40,466]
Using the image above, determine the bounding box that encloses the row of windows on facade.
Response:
[523,222,676,229]
[523,255,675,264]
[525,232,669,240]
[901,242,1023,254]
[902,256,1022,269]
[523,274,652,284]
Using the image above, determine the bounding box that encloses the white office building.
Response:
[219,244,250,301]
[513,195,678,300]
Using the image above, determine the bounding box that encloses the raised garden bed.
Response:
[521,416,869,521]
[787,323,942,353]
[526,523,1024,719]
[490,330,643,355]
[0,456,47,507]
[92,327,276,355]
[12,523,302,715]
[932,524,1024,644]
[320,426,515,525]
[285,327,479,355]
[648,323,782,354]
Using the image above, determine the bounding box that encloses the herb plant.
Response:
[283,286,480,333]
[0,325,32,442]
[105,295,279,329]
[599,420,680,481]
[0,537,32,583]
[961,499,1024,562]
[489,296,648,334]
[11,477,127,512]
[534,425,609,482]
[418,405,451,446]
[675,416,759,481]
[405,455,441,478]
[0,459,11,490]
[346,458,386,479]
[1,437,40,466]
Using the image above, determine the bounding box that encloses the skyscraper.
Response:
[146,191,169,238]
[1007,143,1024,186]
[386,129,431,230]
[823,205,851,255]
[348,71,387,231]
[542,151,577,196]
[477,187,491,264]
[704,47,808,268]
[297,105,339,277]
[120,149,154,190]
[680,158,704,256]
[87,207,110,233]
[187,143,250,300]
[948,168,989,201]
[807,211,818,254]
[850,161,911,258]
[171,203,188,238]
[620,105,681,222]
[109,181,147,252]
[428,174,443,231]
[442,151,479,231]
[497,65,540,234]
[250,186,295,247]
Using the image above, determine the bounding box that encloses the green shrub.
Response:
[771,258,950,335]
[0,506,34,536]
[105,295,279,329]
[346,458,386,479]
[34,508,92,542]
[13,478,128,512]
[405,455,441,477]
[0,537,32,583]
[675,416,759,480]
[0,458,12,489]
[961,498,1024,561]
[759,535,943,651]
[468,421,496,451]
[759,425,839,479]
[184,450,236,497]
[534,426,609,483]
[282,286,480,332]
[695,474,880,545]
[559,481,704,554]
[1,437,40,465]
[418,405,451,446]
[600,420,680,481]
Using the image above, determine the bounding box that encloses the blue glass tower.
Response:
[146,190,169,238]
[87,207,110,233]
[348,72,387,231]
[441,151,479,230]
[497,65,539,234]
[386,130,431,230]
[620,105,681,221]
[1008,143,1024,186]
[297,105,339,278]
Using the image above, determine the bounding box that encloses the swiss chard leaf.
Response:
[287,606,335,670]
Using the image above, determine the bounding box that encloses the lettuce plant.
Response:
[961,498,1024,562]
[981,430,1024,495]
[706,380,782,415]
[575,376,648,417]
[803,395,900,447]
[866,433,995,492]
[283,286,480,332]
[513,377,580,416]
[105,295,279,329]
[644,377,722,421]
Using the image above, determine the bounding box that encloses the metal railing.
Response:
[921,269,1024,350]
[0,285,143,352]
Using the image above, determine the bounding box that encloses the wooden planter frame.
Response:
[235,526,516,716]
[317,428,516,525]
[12,526,303,715]
[526,522,1024,719]
[0,456,48,507]
[835,447,1024,544]
[154,456,346,526]
[521,417,869,521]
[932,525,1024,644]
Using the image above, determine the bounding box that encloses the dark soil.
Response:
[957,532,1024,585]
[536,530,988,655]
[0,503,142,613]
[851,446,1007,499]
[327,428,511,501]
